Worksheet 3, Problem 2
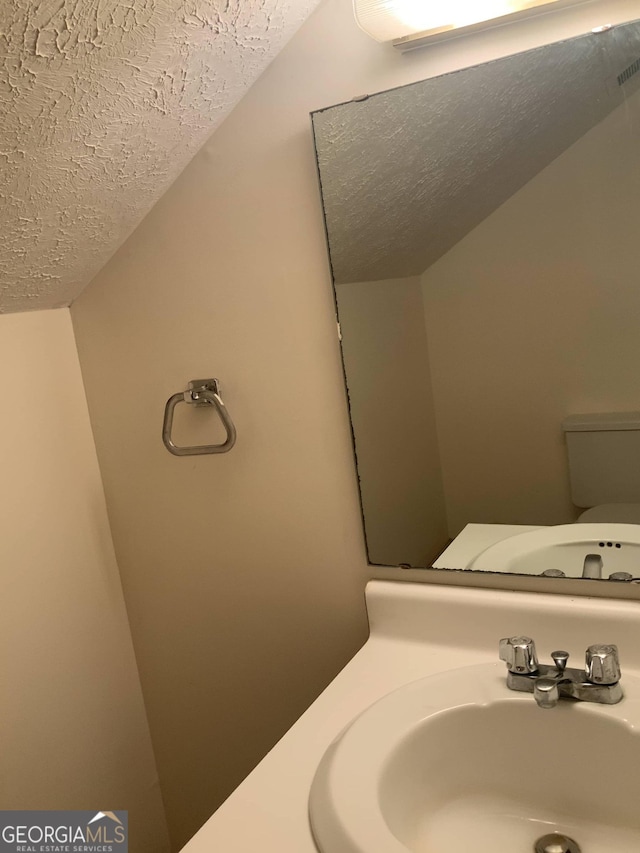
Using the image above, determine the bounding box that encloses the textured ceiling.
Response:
[0,0,320,313]
[313,21,640,284]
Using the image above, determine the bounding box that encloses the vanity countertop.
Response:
[180,580,640,853]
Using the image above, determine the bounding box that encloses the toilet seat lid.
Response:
[579,504,640,523]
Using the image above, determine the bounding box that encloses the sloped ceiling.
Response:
[313,22,640,284]
[0,0,321,313]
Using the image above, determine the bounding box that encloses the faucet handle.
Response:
[585,644,621,685]
[499,636,539,673]
[551,650,570,674]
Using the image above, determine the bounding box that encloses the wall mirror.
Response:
[312,20,640,583]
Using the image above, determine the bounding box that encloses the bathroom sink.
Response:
[465,523,640,578]
[309,662,640,853]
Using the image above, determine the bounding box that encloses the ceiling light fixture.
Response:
[354,0,591,51]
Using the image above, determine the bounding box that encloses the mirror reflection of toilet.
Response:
[563,413,640,524]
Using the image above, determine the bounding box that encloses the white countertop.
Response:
[180,579,640,853]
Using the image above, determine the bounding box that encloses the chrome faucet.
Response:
[499,636,623,709]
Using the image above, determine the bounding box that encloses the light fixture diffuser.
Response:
[354,0,592,50]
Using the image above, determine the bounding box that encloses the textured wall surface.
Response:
[0,0,320,313]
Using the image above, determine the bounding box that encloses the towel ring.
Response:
[162,379,237,456]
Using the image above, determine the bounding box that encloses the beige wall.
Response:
[422,86,640,537]
[0,310,168,853]
[69,0,640,847]
[337,278,448,565]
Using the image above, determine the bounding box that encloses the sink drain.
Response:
[534,833,581,853]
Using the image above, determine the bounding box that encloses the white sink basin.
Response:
[466,523,640,577]
[309,662,640,853]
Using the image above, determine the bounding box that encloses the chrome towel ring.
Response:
[162,378,236,456]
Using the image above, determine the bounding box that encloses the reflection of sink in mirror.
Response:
[466,523,640,578]
[309,663,640,853]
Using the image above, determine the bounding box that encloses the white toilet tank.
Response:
[563,412,640,509]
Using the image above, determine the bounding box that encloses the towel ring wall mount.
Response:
[162,378,237,456]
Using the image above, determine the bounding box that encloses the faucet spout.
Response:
[582,553,603,579]
[533,676,562,709]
